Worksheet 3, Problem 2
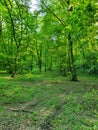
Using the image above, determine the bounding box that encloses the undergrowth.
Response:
[0,73,98,130]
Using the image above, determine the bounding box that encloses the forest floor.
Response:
[0,72,98,130]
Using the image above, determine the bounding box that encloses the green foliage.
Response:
[0,0,98,79]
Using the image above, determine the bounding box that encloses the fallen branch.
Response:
[11,109,33,114]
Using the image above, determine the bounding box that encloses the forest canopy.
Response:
[0,0,98,81]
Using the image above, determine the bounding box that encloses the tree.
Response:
[0,0,36,75]
[0,0,97,79]
[40,0,96,81]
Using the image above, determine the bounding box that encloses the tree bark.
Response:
[0,13,2,42]
[35,39,42,72]
[68,34,78,81]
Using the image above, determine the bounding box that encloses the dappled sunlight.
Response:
[40,107,54,119]
[0,76,13,80]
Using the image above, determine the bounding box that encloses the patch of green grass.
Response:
[0,85,38,104]
[52,96,98,130]
[0,74,98,130]
[0,76,38,104]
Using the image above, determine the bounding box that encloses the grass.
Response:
[0,72,98,130]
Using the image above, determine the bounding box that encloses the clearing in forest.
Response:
[0,74,98,130]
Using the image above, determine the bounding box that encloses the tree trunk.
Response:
[44,54,47,72]
[35,39,42,72]
[0,13,2,42]
[48,55,52,71]
[68,34,78,81]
